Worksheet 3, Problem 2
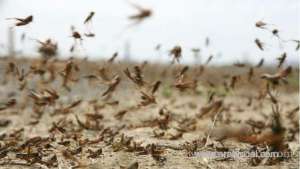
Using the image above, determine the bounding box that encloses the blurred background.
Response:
[0,0,299,65]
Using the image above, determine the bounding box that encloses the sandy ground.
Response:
[0,58,298,169]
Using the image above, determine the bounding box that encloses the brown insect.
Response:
[124,66,145,87]
[60,60,79,90]
[114,110,128,120]
[15,152,41,164]
[98,67,111,82]
[176,66,189,78]
[128,1,152,24]
[256,58,264,68]
[277,52,287,68]
[36,38,58,58]
[207,91,216,103]
[75,115,103,130]
[49,122,66,134]
[102,75,121,97]
[84,11,95,24]
[0,99,16,111]
[255,20,269,29]
[272,29,280,38]
[197,99,223,118]
[173,74,197,91]
[69,26,83,52]
[72,31,82,41]
[53,100,82,115]
[108,52,118,63]
[169,46,182,63]
[261,66,292,85]
[61,149,81,166]
[84,32,96,37]
[70,26,83,43]
[85,113,104,121]
[146,144,166,162]
[29,89,59,106]
[205,55,213,65]
[87,148,102,158]
[151,80,161,94]
[19,136,45,149]
[254,38,264,51]
[138,81,161,107]
[7,15,33,26]
[15,67,30,82]
[240,104,286,156]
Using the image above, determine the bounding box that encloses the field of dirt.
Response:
[0,57,298,169]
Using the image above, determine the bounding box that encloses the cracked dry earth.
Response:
[0,58,298,169]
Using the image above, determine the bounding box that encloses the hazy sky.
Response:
[0,0,299,64]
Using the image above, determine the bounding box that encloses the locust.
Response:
[53,100,82,115]
[72,31,82,41]
[205,55,213,65]
[84,11,95,24]
[261,66,292,85]
[60,60,79,90]
[7,15,33,26]
[128,1,152,25]
[29,89,59,106]
[87,148,102,158]
[255,20,267,29]
[108,52,118,63]
[256,58,264,68]
[35,38,58,58]
[114,110,128,120]
[102,75,121,97]
[254,38,264,51]
[138,81,161,107]
[124,66,146,87]
[197,99,223,118]
[169,46,182,63]
[173,73,197,91]
[277,52,287,68]
[84,32,95,37]
[0,99,16,111]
